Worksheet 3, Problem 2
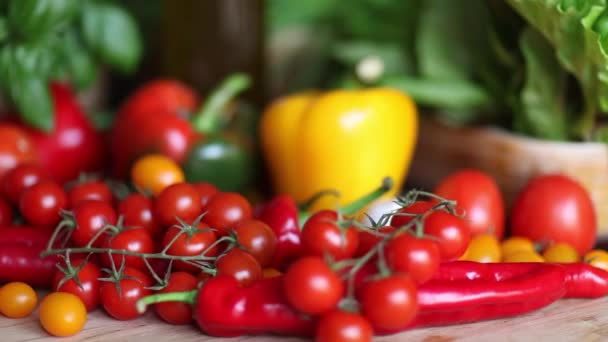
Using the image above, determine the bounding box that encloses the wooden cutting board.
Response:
[2,295,607,341]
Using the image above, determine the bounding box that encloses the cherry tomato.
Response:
[460,233,501,263]
[423,211,471,261]
[501,236,536,258]
[584,249,608,271]
[131,154,185,196]
[155,272,199,325]
[162,223,219,273]
[52,260,102,311]
[39,292,87,337]
[385,233,441,284]
[542,242,579,263]
[102,228,155,270]
[434,169,505,239]
[155,182,203,227]
[359,274,418,332]
[316,310,373,342]
[355,225,396,257]
[119,193,163,238]
[67,180,113,208]
[0,124,38,179]
[192,182,219,208]
[390,201,434,228]
[19,180,67,227]
[203,192,253,236]
[502,250,545,262]
[215,248,262,287]
[1,163,48,204]
[0,196,13,226]
[71,200,118,247]
[301,210,359,261]
[100,267,152,320]
[510,174,597,255]
[283,256,344,315]
[233,219,277,267]
[262,268,282,278]
[0,282,37,318]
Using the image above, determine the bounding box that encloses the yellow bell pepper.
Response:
[259,87,418,212]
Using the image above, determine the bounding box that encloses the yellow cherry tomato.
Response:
[460,234,501,263]
[0,282,38,318]
[542,242,579,263]
[39,292,87,337]
[503,250,545,263]
[262,268,282,278]
[584,250,608,272]
[131,154,185,196]
[501,236,536,257]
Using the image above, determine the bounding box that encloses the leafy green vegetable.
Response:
[8,0,78,41]
[0,17,7,42]
[60,30,97,90]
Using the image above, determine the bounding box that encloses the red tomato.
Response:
[19,180,67,227]
[301,210,359,261]
[100,267,152,320]
[233,219,277,267]
[155,183,203,227]
[155,272,198,325]
[192,182,219,208]
[424,211,470,261]
[119,193,163,238]
[390,201,434,229]
[70,200,117,247]
[510,174,597,255]
[102,228,155,270]
[0,124,38,179]
[283,256,344,315]
[355,225,396,257]
[162,223,219,273]
[215,248,262,287]
[316,310,373,342]
[67,180,114,208]
[359,274,418,332]
[433,169,505,239]
[52,260,101,311]
[1,164,48,204]
[203,192,253,236]
[0,196,13,226]
[385,233,441,284]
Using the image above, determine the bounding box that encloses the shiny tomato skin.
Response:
[510,174,597,255]
[203,192,253,236]
[102,228,155,270]
[119,193,163,238]
[385,233,441,284]
[233,219,277,267]
[100,267,152,320]
[52,260,102,311]
[215,248,262,287]
[155,272,199,325]
[162,223,219,273]
[19,180,67,227]
[434,169,505,239]
[1,164,48,204]
[71,200,118,247]
[301,210,359,261]
[155,182,203,227]
[192,182,219,208]
[424,211,471,261]
[390,201,434,229]
[316,310,373,342]
[0,124,38,180]
[67,180,114,208]
[355,225,396,257]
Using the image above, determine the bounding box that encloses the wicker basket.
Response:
[407,118,608,239]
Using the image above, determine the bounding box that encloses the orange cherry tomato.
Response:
[501,236,536,258]
[0,282,38,318]
[584,249,608,272]
[503,250,545,263]
[542,242,579,263]
[460,233,501,263]
[39,292,87,337]
[0,124,38,179]
[131,154,185,196]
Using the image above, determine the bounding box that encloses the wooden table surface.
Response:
[2,296,607,342]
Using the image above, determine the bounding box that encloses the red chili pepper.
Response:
[12,82,106,184]
[0,225,53,247]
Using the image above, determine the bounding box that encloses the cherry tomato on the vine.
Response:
[316,310,373,342]
[0,282,37,318]
[355,225,396,257]
[67,180,114,208]
[100,267,152,320]
[390,201,434,229]
[282,256,344,315]
[19,180,67,227]
[300,210,359,261]
[215,248,262,287]
[162,222,219,273]
[52,260,102,311]
[70,200,117,247]
[423,211,471,261]
[155,272,199,325]
[233,219,277,267]
[385,233,441,284]
[1,163,48,204]
[155,182,203,227]
[102,228,155,270]
[203,192,253,236]
[119,193,163,238]
[39,292,87,337]
[192,182,219,208]
[131,154,185,196]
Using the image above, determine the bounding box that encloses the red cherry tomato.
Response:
[433,169,505,239]
[0,196,13,226]
[162,222,219,273]
[424,211,471,261]
[283,256,344,315]
[67,180,114,208]
[70,200,117,247]
[119,193,163,238]
[510,174,597,255]
[316,310,373,342]
[233,219,277,267]
[390,201,434,228]
[154,272,199,325]
[203,192,253,236]
[0,124,38,179]
[52,260,101,311]
[155,183,203,227]
[19,180,67,227]
[215,248,262,287]
[301,210,359,261]
[385,233,441,284]
[1,164,48,204]
[100,267,152,320]
[359,274,418,333]
[192,182,219,208]
[102,228,155,270]
[355,225,396,257]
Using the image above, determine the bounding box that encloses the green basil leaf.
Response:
[0,17,7,43]
[60,31,97,90]
[8,0,78,41]
[82,1,142,73]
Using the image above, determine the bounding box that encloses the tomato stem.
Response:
[136,290,198,314]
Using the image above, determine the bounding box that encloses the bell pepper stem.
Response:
[136,289,197,314]
[191,73,252,134]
